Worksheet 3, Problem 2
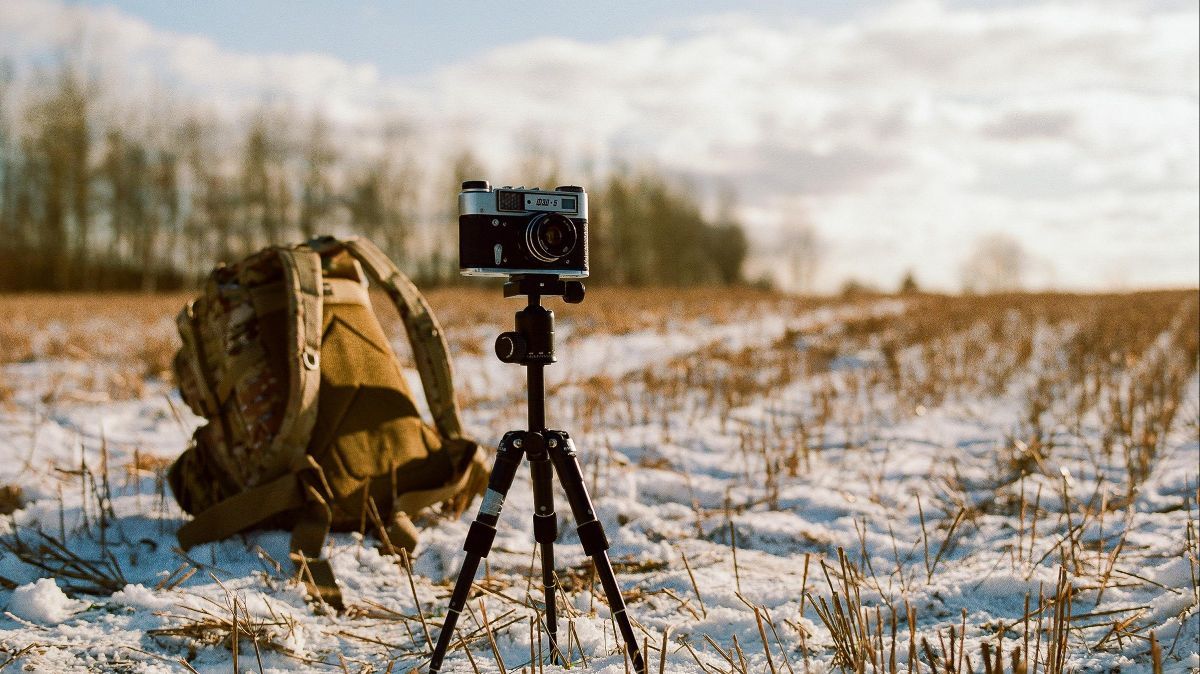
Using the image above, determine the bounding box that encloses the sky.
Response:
[1,0,1197,292]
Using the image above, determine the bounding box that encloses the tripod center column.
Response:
[516,296,555,432]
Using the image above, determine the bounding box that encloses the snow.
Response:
[0,294,1195,672]
[6,578,85,625]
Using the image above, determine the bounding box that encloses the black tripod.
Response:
[427,275,646,674]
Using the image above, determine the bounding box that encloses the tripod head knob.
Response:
[495,331,528,364]
[563,281,585,304]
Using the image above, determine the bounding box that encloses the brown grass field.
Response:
[0,286,1196,672]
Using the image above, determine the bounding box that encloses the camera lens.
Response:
[525,213,578,263]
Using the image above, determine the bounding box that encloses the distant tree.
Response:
[515,130,561,192]
[348,166,385,245]
[709,186,748,285]
[178,115,237,268]
[899,269,920,294]
[782,215,821,294]
[450,150,486,203]
[0,57,754,291]
[0,59,20,287]
[709,223,749,285]
[140,151,179,291]
[299,114,336,240]
[101,130,128,271]
[23,66,93,290]
[427,150,487,283]
[840,278,880,299]
[961,233,1026,294]
[240,113,285,250]
[588,171,748,286]
[376,119,421,267]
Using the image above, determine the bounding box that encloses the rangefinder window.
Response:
[497,190,523,211]
[459,181,589,278]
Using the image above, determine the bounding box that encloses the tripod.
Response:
[427,275,646,674]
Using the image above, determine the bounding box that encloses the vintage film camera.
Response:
[459,181,589,277]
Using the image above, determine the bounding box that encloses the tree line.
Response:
[0,64,749,291]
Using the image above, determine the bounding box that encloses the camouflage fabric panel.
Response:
[173,338,208,418]
[187,249,291,490]
[168,434,241,516]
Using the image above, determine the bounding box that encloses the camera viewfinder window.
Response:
[497,190,522,211]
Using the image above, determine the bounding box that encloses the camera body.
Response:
[459,181,589,278]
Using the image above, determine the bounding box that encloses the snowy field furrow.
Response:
[0,291,1196,673]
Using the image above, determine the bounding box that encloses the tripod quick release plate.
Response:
[503,274,585,303]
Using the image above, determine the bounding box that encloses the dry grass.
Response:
[0,286,1195,672]
[0,483,24,515]
[0,526,127,595]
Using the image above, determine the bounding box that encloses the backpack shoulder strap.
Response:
[337,237,466,440]
[271,246,326,472]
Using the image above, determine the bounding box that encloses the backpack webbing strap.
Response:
[176,472,305,550]
[289,482,343,610]
[272,247,325,474]
[393,447,488,517]
[176,471,345,610]
[340,238,466,440]
[176,447,484,551]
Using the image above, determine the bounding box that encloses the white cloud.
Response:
[1,0,1196,291]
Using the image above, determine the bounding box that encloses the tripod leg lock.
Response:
[463,520,497,556]
[533,512,557,543]
[575,519,609,555]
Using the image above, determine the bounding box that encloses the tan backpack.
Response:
[168,236,488,609]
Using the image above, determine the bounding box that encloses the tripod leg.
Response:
[545,431,647,674]
[529,448,562,664]
[428,432,525,674]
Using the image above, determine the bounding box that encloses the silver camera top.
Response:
[459,182,588,220]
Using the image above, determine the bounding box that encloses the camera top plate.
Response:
[460,184,588,219]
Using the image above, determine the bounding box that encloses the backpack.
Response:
[167,236,488,609]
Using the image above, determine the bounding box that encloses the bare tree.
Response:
[24,66,92,289]
[424,150,486,282]
[783,220,821,293]
[515,129,561,191]
[0,58,20,286]
[0,59,756,291]
[711,184,748,285]
[961,232,1027,294]
[241,113,281,249]
[299,113,336,240]
[139,151,179,291]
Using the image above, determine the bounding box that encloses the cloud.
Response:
[0,0,1196,291]
[984,111,1076,141]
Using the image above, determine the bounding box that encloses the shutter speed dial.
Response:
[495,332,528,363]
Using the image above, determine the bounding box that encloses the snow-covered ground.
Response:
[0,292,1196,673]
